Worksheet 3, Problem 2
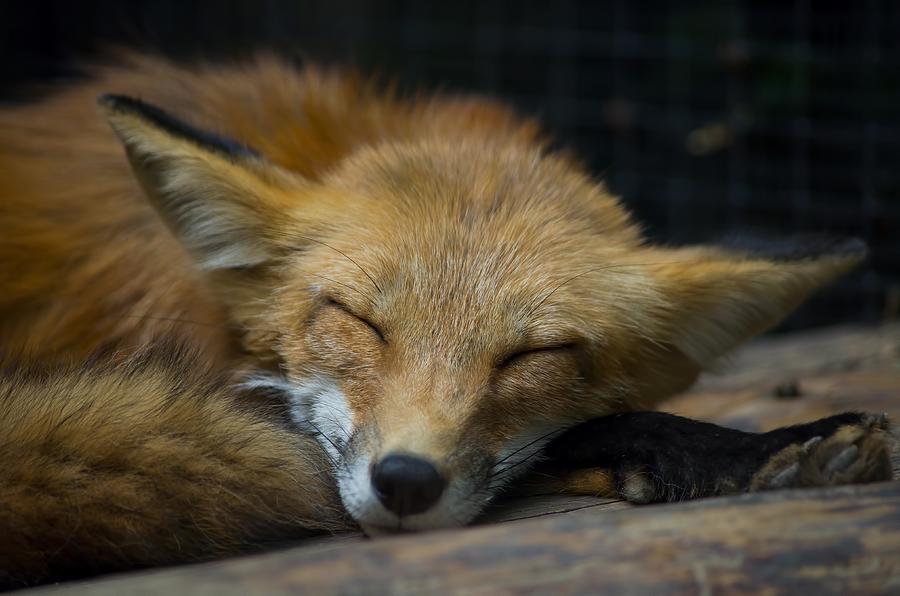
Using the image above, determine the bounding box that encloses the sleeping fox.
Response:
[0,53,893,587]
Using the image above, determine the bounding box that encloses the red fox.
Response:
[0,53,893,587]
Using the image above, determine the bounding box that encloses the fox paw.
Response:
[750,413,894,491]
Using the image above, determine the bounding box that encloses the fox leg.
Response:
[535,411,894,503]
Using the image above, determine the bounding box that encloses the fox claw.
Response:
[752,416,894,491]
[801,436,823,452]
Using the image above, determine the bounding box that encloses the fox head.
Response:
[99,93,864,533]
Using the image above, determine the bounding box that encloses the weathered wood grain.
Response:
[670,369,900,433]
[693,322,900,392]
[664,323,900,433]
[30,482,900,595]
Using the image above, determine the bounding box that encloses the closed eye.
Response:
[326,299,386,343]
[498,343,578,369]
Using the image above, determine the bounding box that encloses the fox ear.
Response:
[98,94,302,270]
[647,236,866,366]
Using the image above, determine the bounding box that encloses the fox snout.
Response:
[333,418,504,533]
[370,453,447,517]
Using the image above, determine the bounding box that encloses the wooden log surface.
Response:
[690,322,900,392]
[31,482,900,595]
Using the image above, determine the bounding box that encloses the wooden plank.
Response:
[31,482,900,595]
[662,323,900,433]
[669,369,900,433]
[693,323,900,392]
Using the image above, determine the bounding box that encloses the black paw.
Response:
[543,411,895,504]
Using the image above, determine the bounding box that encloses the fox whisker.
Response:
[489,445,553,483]
[491,426,566,471]
[298,270,377,307]
[301,419,344,467]
[295,235,383,296]
[310,402,354,442]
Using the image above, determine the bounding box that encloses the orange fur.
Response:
[0,347,348,588]
[0,52,864,586]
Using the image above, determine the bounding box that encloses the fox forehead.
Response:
[273,138,650,342]
[324,138,640,239]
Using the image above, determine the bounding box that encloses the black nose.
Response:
[371,453,446,517]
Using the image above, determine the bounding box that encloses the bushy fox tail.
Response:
[0,347,349,589]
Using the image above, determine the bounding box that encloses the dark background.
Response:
[2,0,898,332]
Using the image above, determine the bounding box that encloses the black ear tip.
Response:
[97,92,263,160]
